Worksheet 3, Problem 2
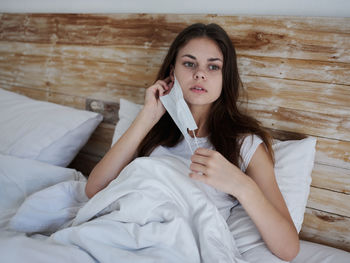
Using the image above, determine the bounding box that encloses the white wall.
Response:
[0,0,349,17]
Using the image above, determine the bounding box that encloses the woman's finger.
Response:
[152,81,169,96]
[190,163,206,174]
[148,82,167,97]
[156,79,170,89]
[157,77,174,91]
[194,147,216,157]
[191,154,208,166]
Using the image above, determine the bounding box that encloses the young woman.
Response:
[85,23,299,261]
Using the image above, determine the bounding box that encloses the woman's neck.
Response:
[188,104,211,138]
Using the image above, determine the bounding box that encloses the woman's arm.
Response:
[189,145,299,261]
[85,79,171,198]
[239,145,299,261]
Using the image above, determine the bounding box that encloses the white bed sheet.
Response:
[0,154,247,263]
[0,154,85,229]
[293,240,350,263]
[1,153,349,263]
[239,241,350,263]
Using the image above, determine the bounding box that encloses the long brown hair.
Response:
[137,23,274,166]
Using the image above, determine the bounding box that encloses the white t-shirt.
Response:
[150,134,263,221]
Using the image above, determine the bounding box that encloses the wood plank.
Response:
[307,187,350,217]
[258,16,350,34]
[0,42,157,104]
[241,75,350,116]
[3,40,350,87]
[315,137,350,170]
[245,102,350,141]
[0,13,164,46]
[311,164,350,194]
[0,41,166,67]
[3,41,349,86]
[0,53,49,89]
[0,44,159,88]
[194,15,350,63]
[1,14,349,63]
[300,208,350,252]
[0,51,148,101]
[239,55,350,86]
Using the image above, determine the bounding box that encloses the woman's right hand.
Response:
[142,77,173,124]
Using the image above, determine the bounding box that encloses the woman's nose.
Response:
[194,69,206,80]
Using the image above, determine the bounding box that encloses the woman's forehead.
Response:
[177,37,223,60]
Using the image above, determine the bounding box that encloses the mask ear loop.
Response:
[185,135,194,154]
[191,129,204,175]
[184,129,199,155]
[192,130,199,150]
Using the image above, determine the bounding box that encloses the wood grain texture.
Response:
[0,13,349,251]
[1,14,349,62]
[307,187,350,217]
[3,40,349,85]
[312,164,350,194]
[242,76,350,115]
[239,55,350,86]
[300,208,350,252]
[245,102,350,141]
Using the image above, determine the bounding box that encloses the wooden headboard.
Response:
[0,13,349,251]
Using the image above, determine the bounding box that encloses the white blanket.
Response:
[0,154,247,263]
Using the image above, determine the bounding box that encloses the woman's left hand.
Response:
[189,147,248,196]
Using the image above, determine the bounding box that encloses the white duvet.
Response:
[0,154,247,263]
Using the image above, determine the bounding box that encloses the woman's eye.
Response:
[184,62,195,68]
[209,64,220,71]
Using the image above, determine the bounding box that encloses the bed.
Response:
[0,13,349,262]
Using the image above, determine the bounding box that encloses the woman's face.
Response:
[173,37,223,109]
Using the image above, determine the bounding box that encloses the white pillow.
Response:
[0,88,103,167]
[273,137,316,232]
[111,99,316,232]
[111,98,142,146]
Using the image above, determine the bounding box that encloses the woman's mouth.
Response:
[190,85,207,93]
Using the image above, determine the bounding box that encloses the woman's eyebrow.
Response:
[182,54,196,60]
[208,58,222,62]
[182,54,222,62]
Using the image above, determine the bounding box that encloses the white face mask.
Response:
[160,76,199,154]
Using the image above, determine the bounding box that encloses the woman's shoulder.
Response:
[238,133,263,146]
[238,133,264,172]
